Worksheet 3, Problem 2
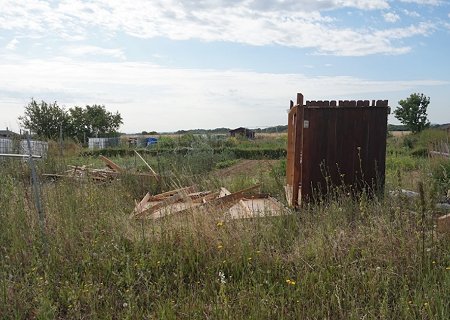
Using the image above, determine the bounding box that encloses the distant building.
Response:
[229,127,255,139]
[0,128,18,138]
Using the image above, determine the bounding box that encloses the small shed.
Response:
[0,129,18,138]
[286,93,390,207]
[229,127,255,139]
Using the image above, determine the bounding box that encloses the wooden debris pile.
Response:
[43,154,159,182]
[130,184,287,220]
[429,141,449,159]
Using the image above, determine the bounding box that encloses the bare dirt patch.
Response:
[213,159,280,179]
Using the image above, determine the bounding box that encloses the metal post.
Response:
[26,134,47,252]
[59,123,63,157]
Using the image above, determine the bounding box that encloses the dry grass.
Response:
[1,153,449,319]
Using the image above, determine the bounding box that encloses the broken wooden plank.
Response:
[219,187,231,197]
[132,192,152,217]
[134,150,158,176]
[228,196,287,219]
[148,186,196,201]
[194,184,261,213]
[150,202,201,220]
[430,151,450,158]
[437,213,450,233]
[135,192,186,218]
[99,155,123,172]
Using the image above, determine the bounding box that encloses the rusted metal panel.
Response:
[301,107,388,200]
[286,93,389,207]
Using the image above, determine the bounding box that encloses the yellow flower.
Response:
[286,279,296,286]
[247,257,252,261]
[424,302,428,306]
[446,266,450,270]
[217,245,223,249]
[216,221,224,227]
[432,261,436,264]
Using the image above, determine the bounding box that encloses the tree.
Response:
[82,105,122,138]
[67,105,122,142]
[394,93,430,133]
[19,99,69,139]
[20,99,123,141]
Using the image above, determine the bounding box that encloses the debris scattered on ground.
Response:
[429,151,450,158]
[429,142,450,159]
[130,184,288,220]
[389,189,419,198]
[43,155,159,182]
[390,188,450,210]
[437,213,450,233]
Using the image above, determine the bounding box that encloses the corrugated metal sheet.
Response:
[88,137,119,150]
[19,140,48,157]
[0,138,13,154]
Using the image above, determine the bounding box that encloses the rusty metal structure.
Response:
[286,93,390,207]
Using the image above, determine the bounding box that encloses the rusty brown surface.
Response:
[286,93,389,207]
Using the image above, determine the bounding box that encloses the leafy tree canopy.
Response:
[393,93,430,133]
[19,99,123,141]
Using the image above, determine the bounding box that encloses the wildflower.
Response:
[123,302,128,308]
[217,245,223,249]
[256,250,261,254]
[286,279,296,286]
[157,261,160,265]
[247,257,252,261]
[432,261,436,264]
[446,266,450,270]
[424,302,428,307]
[218,271,226,284]
[216,221,224,227]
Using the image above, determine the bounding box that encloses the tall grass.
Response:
[0,141,449,319]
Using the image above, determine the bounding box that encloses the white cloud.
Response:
[0,55,447,132]
[0,0,434,56]
[399,0,442,5]
[384,12,400,23]
[5,38,19,50]
[64,45,126,60]
[403,9,421,17]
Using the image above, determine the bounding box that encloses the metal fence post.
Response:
[26,135,47,252]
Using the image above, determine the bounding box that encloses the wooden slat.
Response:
[99,155,123,172]
[148,186,196,201]
[135,192,186,218]
[292,93,304,207]
[134,150,158,176]
[437,213,450,233]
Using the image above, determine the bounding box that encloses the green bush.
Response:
[430,159,450,193]
[410,147,429,158]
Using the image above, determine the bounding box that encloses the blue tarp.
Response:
[146,137,158,146]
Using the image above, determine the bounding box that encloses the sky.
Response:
[0,0,449,133]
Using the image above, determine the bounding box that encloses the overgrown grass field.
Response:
[1,131,449,319]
